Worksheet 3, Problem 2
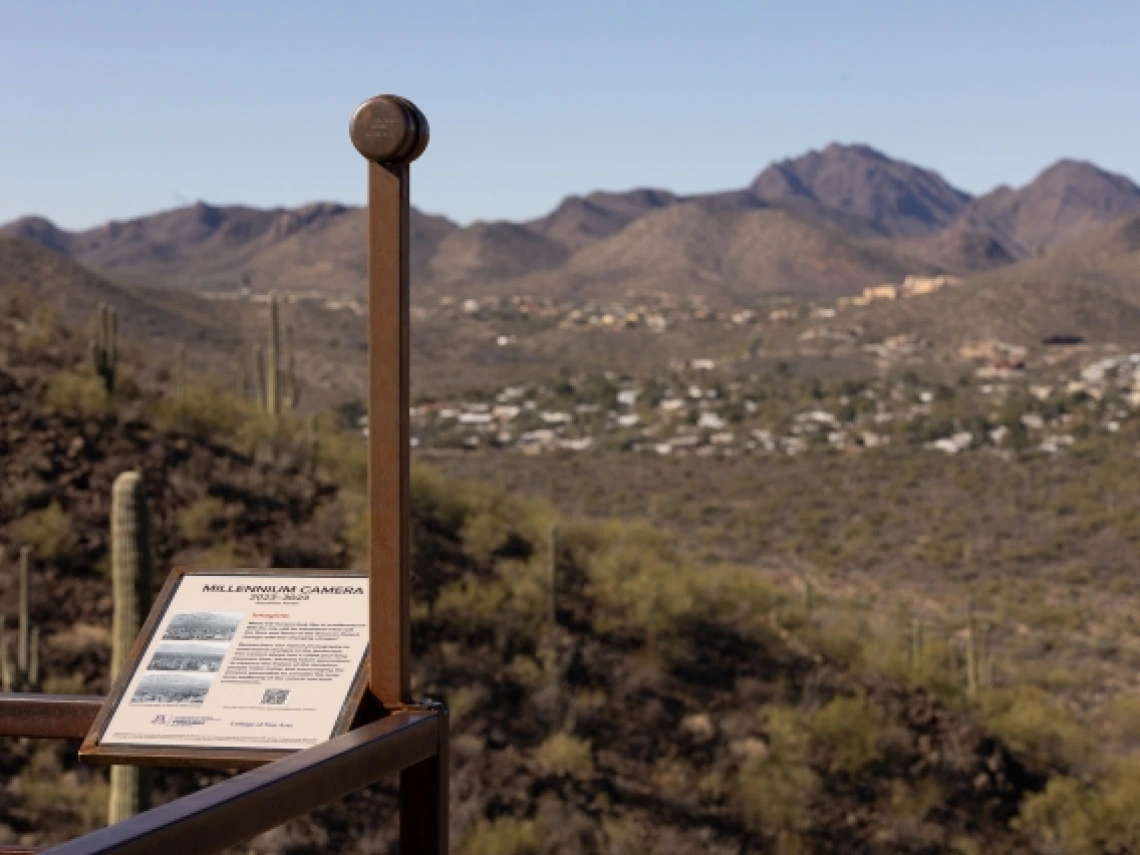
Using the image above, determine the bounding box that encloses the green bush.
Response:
[738,706,817,834]
[1018,763,1140,855]
[43,371,110,418]
[979,686,1093,770]
[18,304,59,355]
[534,732,594,778]
[434,559,548,647]
[460,817,541,855]
[179,497,226,541]
[459,482,555,565]
[13,501,72,561]
[806,695,884,772]
[153,383,249,441]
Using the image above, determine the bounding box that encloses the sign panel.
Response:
[81,568,371,768]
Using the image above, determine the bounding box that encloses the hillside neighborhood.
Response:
[381,343,1139,461]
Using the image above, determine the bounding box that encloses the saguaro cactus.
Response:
[173,344,187,401]
[93,302,118,393]
[0,619,11,692]
[965,599,979,697]
[254,344,267,411]
[18,545,29,675]
[910,617,924,672]
[108,471,153,823]
[266,296,282,416]
[284,324,300,410]
[2,546,41,691]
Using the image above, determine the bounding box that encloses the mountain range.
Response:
[5,144,1140,303]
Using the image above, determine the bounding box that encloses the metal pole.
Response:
[348,95,429,707]
[349,94,448,854]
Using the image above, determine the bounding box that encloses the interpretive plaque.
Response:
[81,567,371,769]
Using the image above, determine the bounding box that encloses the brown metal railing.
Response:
[0,94,447,854]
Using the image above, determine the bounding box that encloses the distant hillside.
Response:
[0,237,240,356]
[1,203,458,294]
[962,160,1140,256]
[513,204,928,301]
[875,222,1019,275]
[750,143,972,237]
[428,221,570,283]
[847,214,1140,349]
[524,188,680,250]
[6,146,1140,304]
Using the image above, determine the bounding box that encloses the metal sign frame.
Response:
[78,567,372,770]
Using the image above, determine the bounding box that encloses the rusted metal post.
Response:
[348,94,429,707]
[401,703,449,853]
[350,94,448,853]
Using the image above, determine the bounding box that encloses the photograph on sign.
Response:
[84,569,370,761]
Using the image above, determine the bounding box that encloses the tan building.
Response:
[902,274,962,296]
[862,284,899,302]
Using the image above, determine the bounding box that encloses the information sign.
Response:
[81,568,371,768]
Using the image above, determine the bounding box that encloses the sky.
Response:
[2,0,1139,230]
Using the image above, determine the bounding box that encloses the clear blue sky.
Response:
[2,0,1138,230]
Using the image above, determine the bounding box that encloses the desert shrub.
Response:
[446,684,489,727]
[797,610,868,669]
[738,706,817,834]
[687,563,786,634]
[43,371,110,418]
[652,759,697,803]
[2,285,33,320]
[1,475,50,512]
[198,539,243,569]
[411,464,469,530]
[153,383,249,441]
[566,516,791,651]
[881,778,944,845]
[18,304,59,355]
[534,732,593,777]
[18,743,109,834]
[1014,766,1140,855]
[42,674,87,694]
[434,559,548,646]
[13,501,72,561]
[339,490,368,569]
[507,649,557,691]
[459,482,555,565]
[179,497,226,541]
[979,686,1093,770]
[460,817,541,855]
[600,816,653,855]
[1019,775,1094,854]
[314,423,367,489]
[806,694,884,772]
[237,410,316,468]
[1101,695,1140,749]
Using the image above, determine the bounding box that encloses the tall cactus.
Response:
[108,472,153,823]
[0,618,11,692]
[173,344,187,401]
[2,546,41,691]
[284,325,299,410]
[18,545,29,675]
[909,617,924,672]
[254,344,267,412]
[93,302,118,393]
[266,296,281,416]
[965,599,978,697]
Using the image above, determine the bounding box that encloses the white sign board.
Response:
[94,571,370,755]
